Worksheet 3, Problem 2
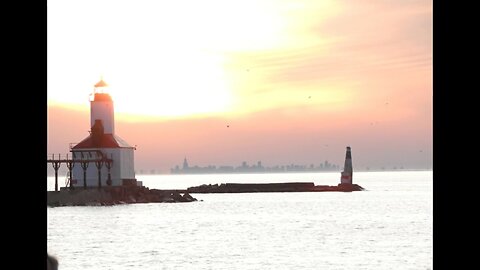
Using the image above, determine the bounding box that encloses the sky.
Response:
[47,0,432,173]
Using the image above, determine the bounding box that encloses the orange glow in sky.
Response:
[48,0,432,171]
[48,0,352,119]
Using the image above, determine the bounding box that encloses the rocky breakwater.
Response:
[47,186,197,207]
[312,183,364,192]
[186,182,365,193]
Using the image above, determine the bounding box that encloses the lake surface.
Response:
[47,171,432,269]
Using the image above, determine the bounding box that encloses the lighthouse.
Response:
[340,146,353,184]
[70,79,137,188]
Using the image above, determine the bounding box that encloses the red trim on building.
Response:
[72,134,132,149]
[92,93,112,102]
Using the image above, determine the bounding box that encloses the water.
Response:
[47,171,432,269]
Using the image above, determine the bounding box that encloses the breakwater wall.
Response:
[47,186,197,207]
[186,182,364,193]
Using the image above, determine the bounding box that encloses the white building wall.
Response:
[71,148,134,187]
[91,101,115,134]
[120,149,135,179]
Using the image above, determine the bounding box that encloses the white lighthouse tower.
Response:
[70,79,137,188]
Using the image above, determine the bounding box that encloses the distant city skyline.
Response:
[171,157,342,174]
[47,155,424,177]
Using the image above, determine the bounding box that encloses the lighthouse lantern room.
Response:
[70,79,137,188]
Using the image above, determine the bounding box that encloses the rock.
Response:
[47,187,198,207]
[137,197,148,203]
[182,192,197,202]
[162,197,175,203]
[171,192,184,202]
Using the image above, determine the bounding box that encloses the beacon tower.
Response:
[340,146,353,184]
[70,79,137,188]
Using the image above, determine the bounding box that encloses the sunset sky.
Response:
[48,0,432,173]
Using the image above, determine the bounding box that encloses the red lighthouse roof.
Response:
[94,79,108,88]
[72,120,132,149]
[72,134,133,149]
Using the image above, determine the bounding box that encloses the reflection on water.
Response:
[47,171,432,270]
